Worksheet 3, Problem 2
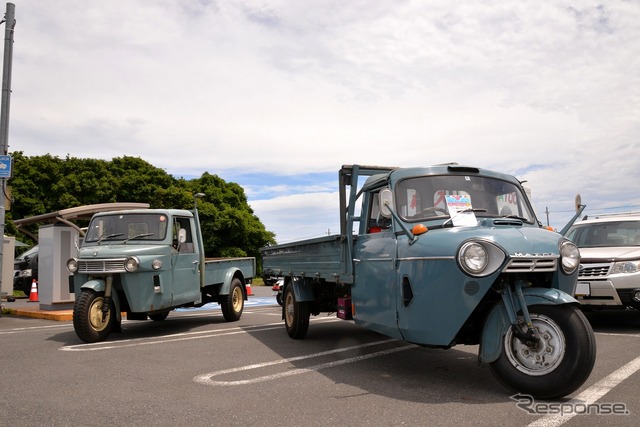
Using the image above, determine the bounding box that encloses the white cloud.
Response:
[6,0,640,242]
[250,191,339,243]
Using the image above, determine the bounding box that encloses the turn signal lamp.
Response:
[412,224,428,235]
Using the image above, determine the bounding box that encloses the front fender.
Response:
[79,279,122,323]
[478,288,579,363]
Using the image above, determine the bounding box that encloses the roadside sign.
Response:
[0,155,11,178]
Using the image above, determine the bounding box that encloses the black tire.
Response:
[221,278,244,322]
[284,284,309,339]
[148,310,171,321]
[490,304,596,399]
[276,291,283,306]
[73,289,116,343]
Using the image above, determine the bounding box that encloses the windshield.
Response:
[85,213,169,243]
[566,221,640,248]
[394,174,535,223]
[18,245,38,259]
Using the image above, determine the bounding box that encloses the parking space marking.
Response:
[59,317,340,352]
[595,332,640,339]
[0,324,72,334]
[171,306,279,319]
[194,340,413,386]
[175,297,278,312]
[527,355,640,427]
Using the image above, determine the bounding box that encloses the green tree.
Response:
[186,172,275,259]
[7,153,275,261]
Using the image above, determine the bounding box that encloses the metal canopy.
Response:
[13,202,151,240]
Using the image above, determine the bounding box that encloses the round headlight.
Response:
[459,242,488,275]
[152,259,163,270]
[67,258,78,273]
[560,240,580,274]
[124,256,140,272]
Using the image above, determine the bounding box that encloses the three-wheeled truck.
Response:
[67,203,255,343]
[261,164,596,398]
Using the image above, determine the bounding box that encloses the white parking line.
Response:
[59,317,340,352]
[194,339,412,386]
[0,324,72,334]
[527,356,640,427]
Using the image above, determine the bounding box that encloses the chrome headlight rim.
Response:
[559,240,580,275]
[124,256,141,273]
[457,239,506,278]
[66,258,78,273]
[459,241,489,275]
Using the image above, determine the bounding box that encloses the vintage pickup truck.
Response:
[261,164,596,399]
[67,197,255,343]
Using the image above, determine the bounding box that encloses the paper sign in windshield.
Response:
[445,195,477,226]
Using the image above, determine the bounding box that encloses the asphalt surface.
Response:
[1,286,640,426]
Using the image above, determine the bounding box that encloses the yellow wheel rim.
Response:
[232,285,243,312]
[88,297,110,332]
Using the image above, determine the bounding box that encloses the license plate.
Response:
[575,282,590,297]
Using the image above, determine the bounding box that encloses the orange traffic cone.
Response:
[28,279,39,302]
[246,282,253,297]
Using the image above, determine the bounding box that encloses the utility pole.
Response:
[545,206,550,226]
[0,3,15,316]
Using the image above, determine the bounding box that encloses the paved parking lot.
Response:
[1,287,639,426]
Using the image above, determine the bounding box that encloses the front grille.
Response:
[503,258,557,273]
[77,258,126,274]
[578,263,611,278]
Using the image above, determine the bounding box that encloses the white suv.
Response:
[565,212,640,310]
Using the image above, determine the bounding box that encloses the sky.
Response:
[4,0,640,243]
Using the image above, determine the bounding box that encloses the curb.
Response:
[8,307,73,321]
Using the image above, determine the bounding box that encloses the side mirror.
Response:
[178,228,187,244]
[379,189,393,218]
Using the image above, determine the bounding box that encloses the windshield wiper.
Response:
[97,233,124,244]
[123,233,155,244]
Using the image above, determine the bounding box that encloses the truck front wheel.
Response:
[489,304,596,399]
[73,289,116,343]
[221,278,244,322]
[284,285,309,339]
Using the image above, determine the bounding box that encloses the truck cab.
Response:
[68,207,255,343]
[351,165,568,344]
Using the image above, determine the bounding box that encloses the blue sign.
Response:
[0,155,11,178]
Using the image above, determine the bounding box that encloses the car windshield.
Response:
[18,245,38,259]
[84,213,168,243]
[394,174,535,223]
[566,220,640,248]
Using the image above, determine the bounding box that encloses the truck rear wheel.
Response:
[221,278,244,322]
[284,285,309,339]
[73,289,116,343]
